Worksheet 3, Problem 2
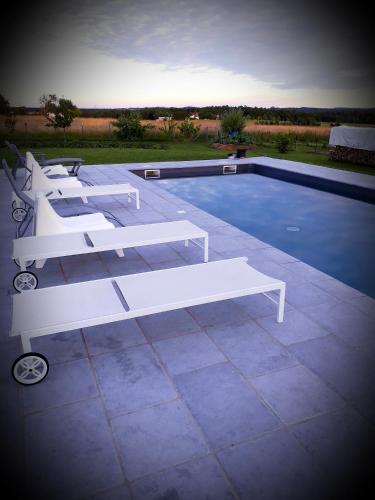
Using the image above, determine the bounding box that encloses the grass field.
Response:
[1,142,373,176]
[0,115,330,139]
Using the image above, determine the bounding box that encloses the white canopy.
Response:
[329,126,375,152]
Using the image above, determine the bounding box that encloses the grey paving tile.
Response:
[132,455,234,500]
[112,400,208,481]
[89,485,132,500]
[22,358,98,414]
[137,309,201,342]
[301,301,375,347]
[346,295,375,319]
[252,365,345,424]
[0,293,14,337]
[83,320,146,356]
[209,235,250,253]
[135,244,181,264]
[0,380,24,491]
[289,335,375,422]
[285,281,339,308]
[257,309,329,345]
[206,321,297,377]
[149,257,188,271]
[24,399,123,499]
[0,338,23,382]
[32,258,66,288]
[154,332,226,376]
[106,257,151,276]
[175,362,279,449]
[92,344,177,416]
[217,429,330,500]
[188,300,250,328]
[260,247,299,264]
[31,330,87,364]
[233,293,292,319]
[313,278,365,300]
[291,407,374,489]
[282,260,333,284]
[61,253,110,282]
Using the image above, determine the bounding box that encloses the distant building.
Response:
[157,116,172,121]
[188,113,199,120]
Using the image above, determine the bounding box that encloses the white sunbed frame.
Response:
[10,257,286,385]
[12,220,209,290]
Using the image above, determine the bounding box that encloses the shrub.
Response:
[276,134,290,153]
[112,113,146,140]
[220,109,246,136]
[177,119,201,141]
[161,117,178,140]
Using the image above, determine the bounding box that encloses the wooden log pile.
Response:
[329,146,375,166]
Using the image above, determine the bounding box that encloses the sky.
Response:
[1,0,374,108]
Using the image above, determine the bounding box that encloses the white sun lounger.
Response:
[23,183,140,207]
[12,220,209,291]
[24,152,140,208]
[10,257,285,384]
[14,220,208,270]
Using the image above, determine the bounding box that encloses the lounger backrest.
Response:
[5,141,27,177]
[27,152,52,192]
[2,159,35,208]
[34,193,69,236]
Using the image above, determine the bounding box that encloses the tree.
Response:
[1,93,17,133]
[40,94,80,132]
[178,119,201,141]
[0,93,11,115]
[112,112,146,140]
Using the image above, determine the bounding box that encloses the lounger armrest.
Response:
[40,157,84,166]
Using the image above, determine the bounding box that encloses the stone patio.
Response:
[1,162,374,499]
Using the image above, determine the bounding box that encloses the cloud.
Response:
[60,0,375,91]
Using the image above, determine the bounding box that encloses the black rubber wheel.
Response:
[12,207,27,222]
[12,352,49,385]
[13,271,38,292]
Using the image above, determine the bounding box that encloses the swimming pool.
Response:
[158,174,375,297]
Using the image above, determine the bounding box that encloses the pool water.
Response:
[158,174,375,297]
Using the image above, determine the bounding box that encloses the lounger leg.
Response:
[82,196,88,204]
[115,248,124,257]
[184,239,189,247]
[21,334,32,353]
[35,259,47,269]
[204,236,209,262]
[277,285,286,323]
[136,192,140,209]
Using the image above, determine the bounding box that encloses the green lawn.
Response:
[1,142,374,176]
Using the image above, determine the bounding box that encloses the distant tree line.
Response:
[55,106,375,125]
[4,99,375,125]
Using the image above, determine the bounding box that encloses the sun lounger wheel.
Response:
[13,271,38,292]
[12,353,49,385]
[12,207,27,222]
[13,258,35,269]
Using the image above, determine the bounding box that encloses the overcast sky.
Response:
[1,0,374,108]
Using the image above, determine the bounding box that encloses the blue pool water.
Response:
[158,174,375,297]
